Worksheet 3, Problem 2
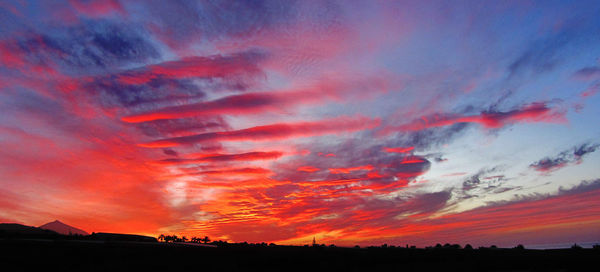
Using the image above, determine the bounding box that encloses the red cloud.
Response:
[580,83,599,98]
[0,42,26,68]
[140,115,381,148]
[117,53,263,85]
[157,151,283,164]
[122,91,315,123]
[192,167,272,177]
[400,157,426,164]
[69,0,125,17]
[198,180,600,247]
[383,103,566,134]
[190,178,290,190]
[122,76,387,123]
[297,166,320,172]
[329,165,374,174]
[383,146,414,153]
[296,178,362,188]
[529,143,599,174]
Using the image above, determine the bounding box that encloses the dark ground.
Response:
[1,239,598,272]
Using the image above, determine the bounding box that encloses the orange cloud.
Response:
[297,166,320,172]
[329,165,374,174]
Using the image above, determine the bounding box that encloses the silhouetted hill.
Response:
[0,223,59,236]
[90,232,157,242]
[39,220,89,236]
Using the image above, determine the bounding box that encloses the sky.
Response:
[0,0,599,248]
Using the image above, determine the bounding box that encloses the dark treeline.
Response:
[3,224,600,271]
[158,234,211,243]
[155,232,599,252]
[1,238,599,272]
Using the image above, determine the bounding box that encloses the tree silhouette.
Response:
[202,236,211,244]
[164,235,180,243]
[514,244,525,250]
[158,234,165,242]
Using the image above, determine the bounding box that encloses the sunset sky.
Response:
[1,0,599,248]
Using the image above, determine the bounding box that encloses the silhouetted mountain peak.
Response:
[39,220,89,236]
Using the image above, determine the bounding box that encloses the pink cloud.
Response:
[382,103,566,135]
[140,115,381,148]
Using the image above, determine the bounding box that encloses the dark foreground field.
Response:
[1,239,598,272]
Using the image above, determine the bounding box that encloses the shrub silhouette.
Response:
[514,244,525,250]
